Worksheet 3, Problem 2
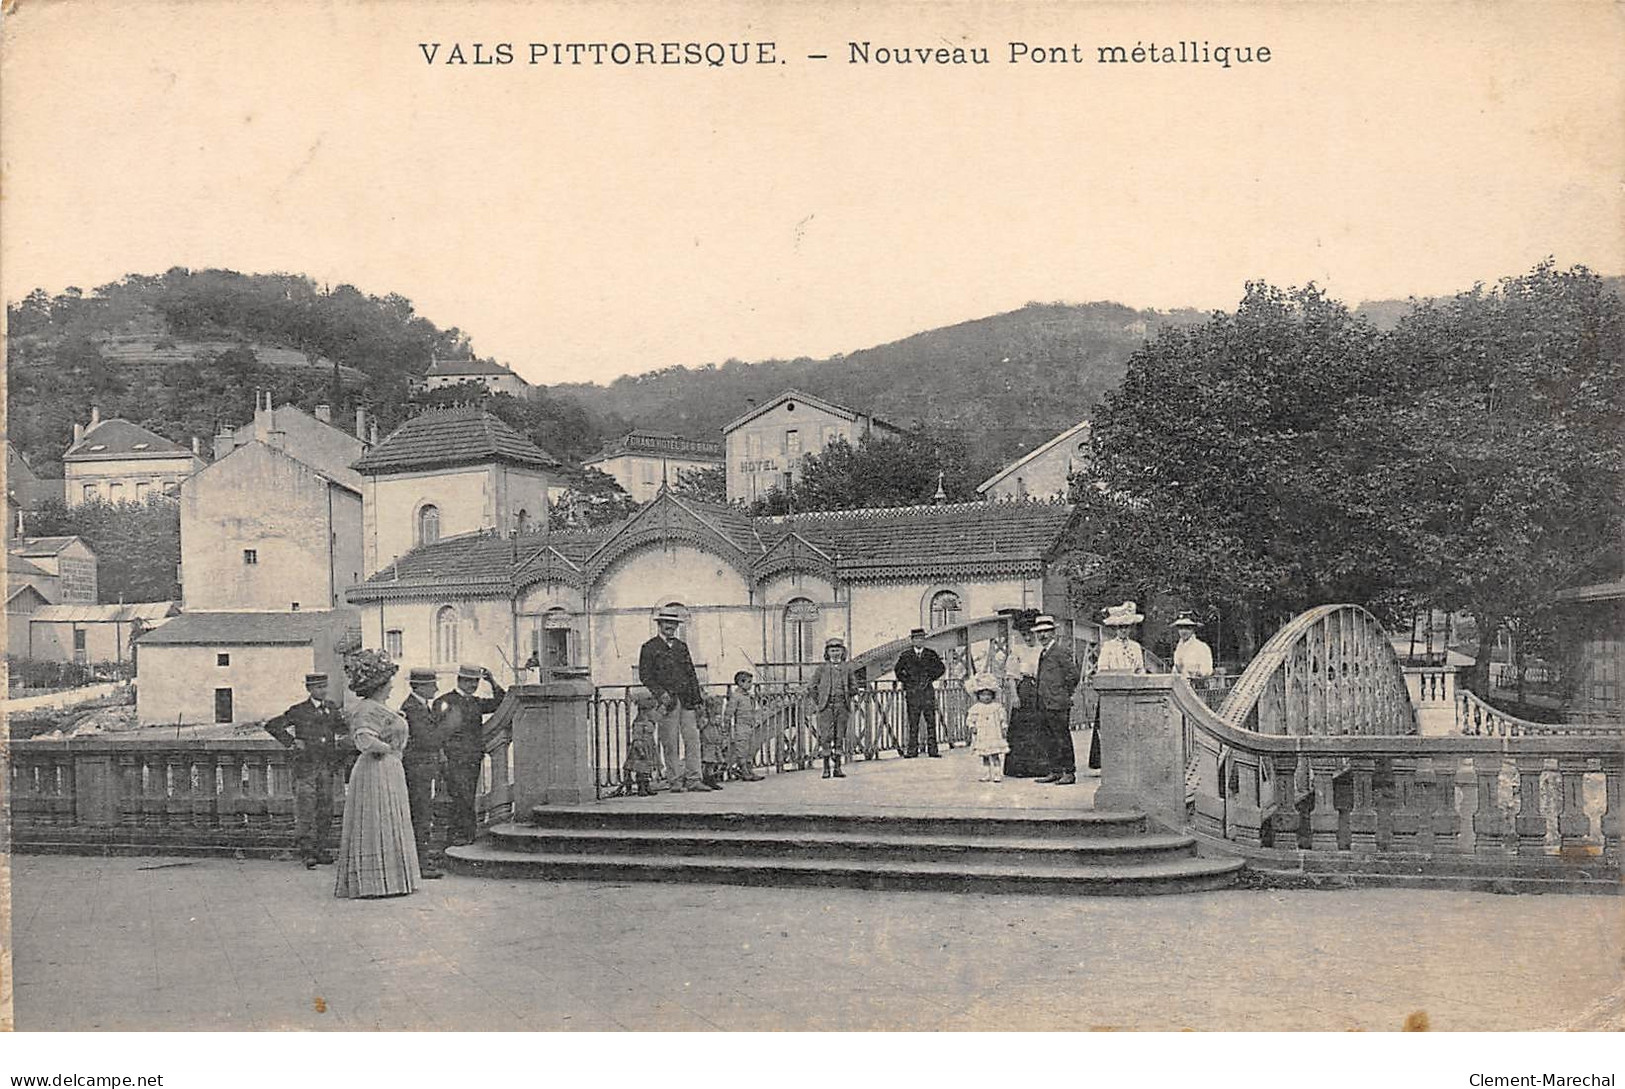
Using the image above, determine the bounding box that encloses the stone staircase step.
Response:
[483,822,1199,867]
[524,804,1151,839]
[443,841,1245,896]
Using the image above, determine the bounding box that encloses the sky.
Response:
[2,1,1621,386]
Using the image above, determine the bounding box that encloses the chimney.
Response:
[73,422,85,444]
[212,428,237,461]
[253,390,273,443]
[355,407,368,440]
[369,420,378,444]
[90,406,100,428]
[314,404,331,424]
[191,436,201,456]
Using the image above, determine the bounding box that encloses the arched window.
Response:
[928,590,963,631]
[417,504,441,547]
[435,605,458,663]
[783,597,820,663]
[515,509,531,534]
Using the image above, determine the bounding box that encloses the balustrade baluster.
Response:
[1513,756,1549,857]
[1190,740,1225,839]
[1389,759,1421,852]
[266,752,295,834]
[216,754,244,831]
[1264,754,1300,849]
[1471,756,1509,856]
[189,756,217,830]
[1600,758,1622,862]
[1556,757,1593,855]
[1307,756,1343,851]
[117,754,141,831]
[1348,757,1378,852]
[1428,755,1465,853]
[1227,753,1266,847]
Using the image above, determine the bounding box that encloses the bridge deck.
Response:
[602,747,1101,815]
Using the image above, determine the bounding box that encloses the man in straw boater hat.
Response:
[1171,611,1214,682]
[1030,614,1082,785]
[262,670,349,868]
[806,636,857,778]
[434,662,507,847]
[400,666,451,878]
[638,606,714,792]
[893,626,946,758]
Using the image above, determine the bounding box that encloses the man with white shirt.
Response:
[1171,612,1214,682]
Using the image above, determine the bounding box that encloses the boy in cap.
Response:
[263,671,349,868]
[622,688,661,797]
[434,663,507,846]
[723,670,766,782]
[894,627,946,758]
[400,666,450,878]
[806,637,857,779]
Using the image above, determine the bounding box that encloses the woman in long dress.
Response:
[1001,621,1049,777]
[1087,601,1148,771]
[334,649,421,899]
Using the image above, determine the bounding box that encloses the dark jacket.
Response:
[638,636,702,708]
[1036,641,1081,713]
[894,646,946,705]
[399,692,450,767]
[434,682,507,759]
[263,697,349,773]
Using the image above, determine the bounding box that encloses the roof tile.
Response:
[353,406,560,474]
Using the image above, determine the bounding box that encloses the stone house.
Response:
[27,601,177,665]
[722,389,905,504]
[582,430,724,503]
[8,536,98,604]
[62,410,205,507]
[417,357,532,397]
[347,489,1077,688]
[977,419,1091,501]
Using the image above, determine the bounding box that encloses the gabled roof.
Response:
[31,602,178,624]
[348,495,1077,603]
[7,554,53,579]
[425,357,524,379]
[977,419,1092,495]
[6,584,51,611]
[63,419,196,462]
[10,536,93,558]
[137,609,351,646]
[352,406,560,475]
[721,389,905,436]
[199,440,362,497]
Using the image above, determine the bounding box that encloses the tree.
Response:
[671,464,726,505]
[24,497,182,603]
[1374,262,1625,693]
[1064,282,1404,655]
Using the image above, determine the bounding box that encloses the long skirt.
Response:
[1003,704,1049,776]
[334,752,422,899]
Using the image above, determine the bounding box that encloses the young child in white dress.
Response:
[966,673,1010,782]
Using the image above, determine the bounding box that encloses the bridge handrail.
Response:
[1455,688,1625,738]
[1163,673,1623,865]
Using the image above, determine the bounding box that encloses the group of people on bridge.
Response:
[259,653,508,898]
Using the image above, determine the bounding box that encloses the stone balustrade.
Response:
[1096,673,1622,885]
[1457,687,1625,738]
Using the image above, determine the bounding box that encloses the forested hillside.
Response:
[555,302,1211,457]
[4,269,623,474]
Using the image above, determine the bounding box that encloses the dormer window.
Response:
[89,444,106,452]
[133,442,150,450]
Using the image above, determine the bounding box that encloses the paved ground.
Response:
[10,849,1620,1031]
[604,747,1103,814]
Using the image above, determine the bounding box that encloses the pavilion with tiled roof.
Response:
[348,489,1081,688]
[353,404,560,475]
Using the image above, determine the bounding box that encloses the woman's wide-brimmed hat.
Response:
[343,648,398,694]
[1102,601,1145,626]
[1172,612,1200,629]
[966,671,1000,695]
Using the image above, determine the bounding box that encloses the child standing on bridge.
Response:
[966,674,1009,782]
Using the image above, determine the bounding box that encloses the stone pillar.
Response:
[508,679,597,811]
[1092,673,1186,833]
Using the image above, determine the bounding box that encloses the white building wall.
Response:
[590,545,756,687]
[725,401,867,503]
[364,464,551,576]
[846,576,1041,670]
[360,596,519,688]
[588,453,722,503]
[66,454,202,506]
[137,643,315,726]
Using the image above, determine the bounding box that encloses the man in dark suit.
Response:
[894,627,946,758]
[400,667,450,878]
[638,607,712,792]
[433,662,507,846]
[1031,614,1082,785]
[263,672,349,868]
